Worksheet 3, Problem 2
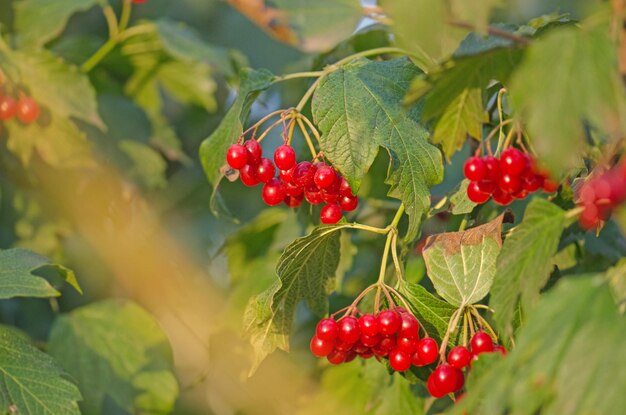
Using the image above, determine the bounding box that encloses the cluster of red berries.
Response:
[0,93,40,125]
[309,307,439,371]
[226,140,358,224]
[464,148,558,205]
[577,163,626,229]
[427,331,505,398]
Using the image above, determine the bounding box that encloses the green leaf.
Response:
[118,140,168,190]
[432,88,486,161]
[452,277,626,415]
[606,259,626,314]
[244,225,341,374]
[450,0,502,34]
[0,326,81,414]
[449,180,477,215]
[398,282,457,342]
[48,300,178,415]
[510,26,626,176]
[371,373,422,415]
[0,248,81,299]
[423,214,505,306]
[312,58,443,239]
[199,67,274,214]
[14,0,102,49]
[489,199,565,339]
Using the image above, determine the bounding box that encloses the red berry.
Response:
[467,181,490,203]
[244,140,262,164]
[337,316,360,344]
[284,194,304,208]
[542,178,559,193]
[274,145,296,170]
[344,351,357,363]
[226,144,249,169]
[433,363,458,394]
[262,178,285,206]
[358,314,378,337]
[334,339,353,351]
[389,349,412,372]
[608,173,626,202]
[522,173,543,192]
[339,194,358,212]
[499,148,527,175]
[320,203,342,224]
[498,173,522,194]
[293,162,316,187]
[493,345,507,356]
[316,318,338,342]
[280,167,295,183]
[321,190,338,204]
[0,96,17,120]
[314,164,337,189]
[492,188,513,206]
[411,351,423,366]
[361,333,381,348]
[396,337,417,354]
[378,336,396,352]
[304,184,324,205]
[377,310,401,336]
[338,177,353,197]
[416,338,438,365]
[483,156,501,181]
[427,372,447,398]
[310,335,334,357]
[284,181,303,197]
[579,204,600,229]
[255,158,276,182]
[16,97,39,124]
[477,180,497,195]
[463,157,487,181]
[327,349,347,365]
[359,350,374,359]
[454,368,465,392]
[447,345,471,369]
[512,188,528,200]
[398,313,419,339]
[240,164,260,186]
[470,331,494,354]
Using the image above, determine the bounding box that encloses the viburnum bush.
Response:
[0,1,625,415]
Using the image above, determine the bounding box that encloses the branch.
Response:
[448,20,531,46]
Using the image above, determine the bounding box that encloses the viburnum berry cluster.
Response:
[576,163,626,229]
[464,148,558,205]
[225,113,358,224]
[427,331,505,398]
[310,306,439,371]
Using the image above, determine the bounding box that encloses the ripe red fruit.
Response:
[432,363,458,394]
[467,181,490,203]
[327,349,347,365]
[293,161,316,187]
[483,156,501,181]
[339,194,358,212]
[477,180,497,195]
[378,336,396,352]
[314,164,337,189]
[411,351,423,366]
[338,177,353,196]
[499,173,522,193]
[255,158,276,182]
[416,338,438,365]
[377,310,401,336]
[361,333,381,347]
[0,96,17,120]
[522,173,543,192]
[284,194,304,208]
[542,178,559,193]
[320,203,342,224]
[244,140,262,164]
[344,351,357,363]
[16,97,40,124]
[337,316,360,344]
[470,331,494,354]
[427,372,447,398]
[310,336,334,357]
[358,314,378,337]
[389,349,412,372]
[396,337,417,354]
[316,318,338,342]
[492,188,513,206]
[463,156,486,181]
[447,345,471,369]
[274,145,296,170]
[240,164,260,186]
[284,181,303,197]
[226,144,249,169]
[454,368,465,392]
[279,167,295,183]
[321,190,339,204]
[499,148,527,175]
[493,345,507,356]
[398,313,419,339]
[262,178,285,206]
[304,184,324,205]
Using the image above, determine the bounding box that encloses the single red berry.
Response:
[262,178,285,206]
[447,345,471,369]
[337,316,360,344]
[314,164,337,189]
[396,337,417,354]
[453,368,465,392]
[334,339,353,351]
[320,203,342,224]
[327,349,347,365]
[339,194,358,212]
[310,335,334,357]
[492,188,513,206]
[284,194,304,208]
[372,344,389,357]
[416,338,438,365]
[463,156,487,181]
[470,331,494,354]
[411,351,423,366]
[522,173,543,192]
[542,178,559,193]
[239,164,260,187]
[377,310,401,336]
[579,204,600,229]
[338,177,353,197]
[427,372,447,398]
[358,314,379,337]
[316,318,338,342]
[360,333,381,348]
[433,363,458,394]
[398,313,419,339]
[498,173,522,194]
[0,96,17,120]
[16,97,40,124]
[280,167,295,183]
[244,140,262,164]
[255,158,276,182]
[359,350,374,359]
[293,161,316,187]
[477,180,497,195]
[226,144,249,169]
[483,156,501,181]
[352,342,369,354]
[378,336,396,352]
[321,189,338,204]
[607,173,626,202]
[274,145,296,170]
[304,184,324,205]
[512,188,528,200]
[467,181,490,204]
[499,148,527,175]
[389,349,412,372]
[284,181,303,197]
[493,345,507,356]
[344,350,357,363]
